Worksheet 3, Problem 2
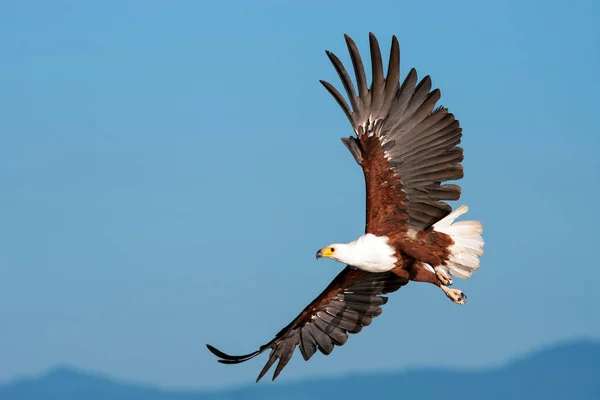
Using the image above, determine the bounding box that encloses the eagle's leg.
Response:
[411,261,453,286]
[406,263,467,305]
[393,263,467,304]
[434,266,453,286]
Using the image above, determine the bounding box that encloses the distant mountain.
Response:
[2,339,599,400]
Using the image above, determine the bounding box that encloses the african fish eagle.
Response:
[206,33,485,382]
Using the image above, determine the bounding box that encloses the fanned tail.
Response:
[432,205,484,279]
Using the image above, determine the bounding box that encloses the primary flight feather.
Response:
[206,32,485,382]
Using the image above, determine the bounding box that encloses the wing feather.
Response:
[369,33,386,117]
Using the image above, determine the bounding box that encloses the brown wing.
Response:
[206,268,408,382]
[321,33,464,233]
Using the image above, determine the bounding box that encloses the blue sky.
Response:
[1,0,599,390]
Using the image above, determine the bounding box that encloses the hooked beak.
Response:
[316,249,323,259]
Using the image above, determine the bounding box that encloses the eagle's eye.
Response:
[329,247,335,253]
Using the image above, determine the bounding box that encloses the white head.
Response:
[315,234,398,273]
[315,244,352,264]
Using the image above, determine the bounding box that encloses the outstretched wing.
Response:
[206,268,408,382]
[321,33,464,233]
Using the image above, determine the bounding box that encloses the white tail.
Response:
[432,205,484,279]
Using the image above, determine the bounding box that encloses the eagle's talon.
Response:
[441,286,467,305]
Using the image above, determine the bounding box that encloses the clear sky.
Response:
[1,0,599,390]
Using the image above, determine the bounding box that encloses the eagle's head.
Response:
[315,244,354,265]
[315,245,337,260]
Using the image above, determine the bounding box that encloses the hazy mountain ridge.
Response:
[2,339,599,399]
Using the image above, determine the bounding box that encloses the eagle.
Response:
[206,33,484,382]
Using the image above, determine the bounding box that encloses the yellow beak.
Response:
[316,247,334,259]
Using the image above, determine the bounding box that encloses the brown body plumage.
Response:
[207,33,484,382]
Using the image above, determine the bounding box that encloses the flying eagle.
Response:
[206,33,484,382]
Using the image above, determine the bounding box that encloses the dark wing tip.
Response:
[369,33,380,52]
[325,50,341,63]
[391,35,400,52]
[206,344,261,364]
